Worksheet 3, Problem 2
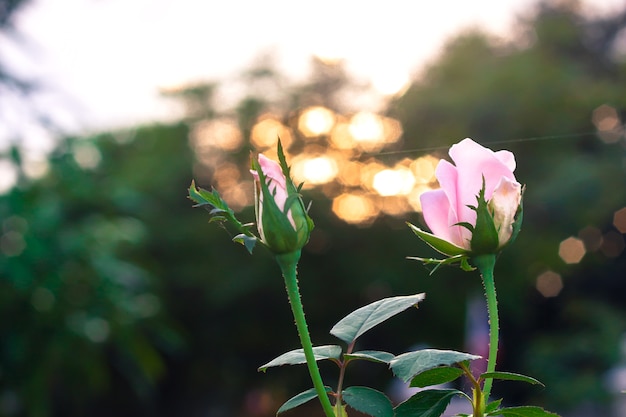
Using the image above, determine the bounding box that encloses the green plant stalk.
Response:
[473,253,498,402]
[460,361,484,417]
[276,250,336,417]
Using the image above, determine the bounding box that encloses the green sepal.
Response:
[407,254,474,275]
[278,140,315,236]
[342,386,394,417]
[470,176,499,254]
[407,223,468,256]
[480,371,544,387]
[276,386,334,415]
[258,345,342,372]
[251,141,314,254]
[504,185,524,248]
[252,154,311,254]
[456,221,475,232]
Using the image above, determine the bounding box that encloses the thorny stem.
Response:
[276,251,336,417]
[473,254,499,402]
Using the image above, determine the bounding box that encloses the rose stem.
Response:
[473,253,499,403]
[276,250,336,417]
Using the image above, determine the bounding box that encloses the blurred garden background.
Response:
[1,0,626,416]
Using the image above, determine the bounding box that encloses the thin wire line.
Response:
[371,131,601,157]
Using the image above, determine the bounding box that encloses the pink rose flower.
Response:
[419,138,522,253]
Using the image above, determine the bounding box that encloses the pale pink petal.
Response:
[449,138,516,205]
[421,189,453,240]
[256,153,299,230]
[257,154,288,211]
[489,177,522,247]
[494,150,516,172]
[421,189,469,249]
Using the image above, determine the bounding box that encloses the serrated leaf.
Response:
[189,180,258,249]
[344,350,395,364]
[277,387,333,414]
[394,389,467,417]
[480,371,544,387]
[407,223,468,256]
[409,366,464,388]
[258,345,342,372]
[330,294,425,344]
[390,349,481,383]
[485,398,503,413]
[342,386,394,417]
[232,233,257,254]
[490,406,560,417]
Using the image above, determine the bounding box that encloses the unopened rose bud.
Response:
[251,149,313,254]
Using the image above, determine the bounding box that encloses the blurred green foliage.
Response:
[1,2,625,417]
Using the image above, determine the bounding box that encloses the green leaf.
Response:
[409,366,464,388]
[342,386,394,417]
[394,389,467,417]
[485,398,503,414]
[232,233,257,254]
[188,180,258,249]
[407,223,468,256]
[390,349,481,382]
[490,406,560,417]
[344,350,395,364]
[258,345,342,372]
[277,387,333,414]
[480,371,544,387]
[330,294,426,344]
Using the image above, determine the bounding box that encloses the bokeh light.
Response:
[0,159,18,194]
[298,106,336,138]
[332,193,377,225]
[349,112,386,151]
[613,207,626,233]
[536,270,563,297]
[191,118,243,152]
[600,231,625,258]
[21,154,50,180]
[578,226,603,252]
[250,116,293,151]
[558,236,586,264]
[72,142,101,170]
[329,120,357,151]
[592,104,623,144]
[407,184,434,212]
[292,155,339,185]
[372,167,415,196]
[220,181,254,212]
[410,155,439,184]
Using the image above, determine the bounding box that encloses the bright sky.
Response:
[3,0,623,146]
